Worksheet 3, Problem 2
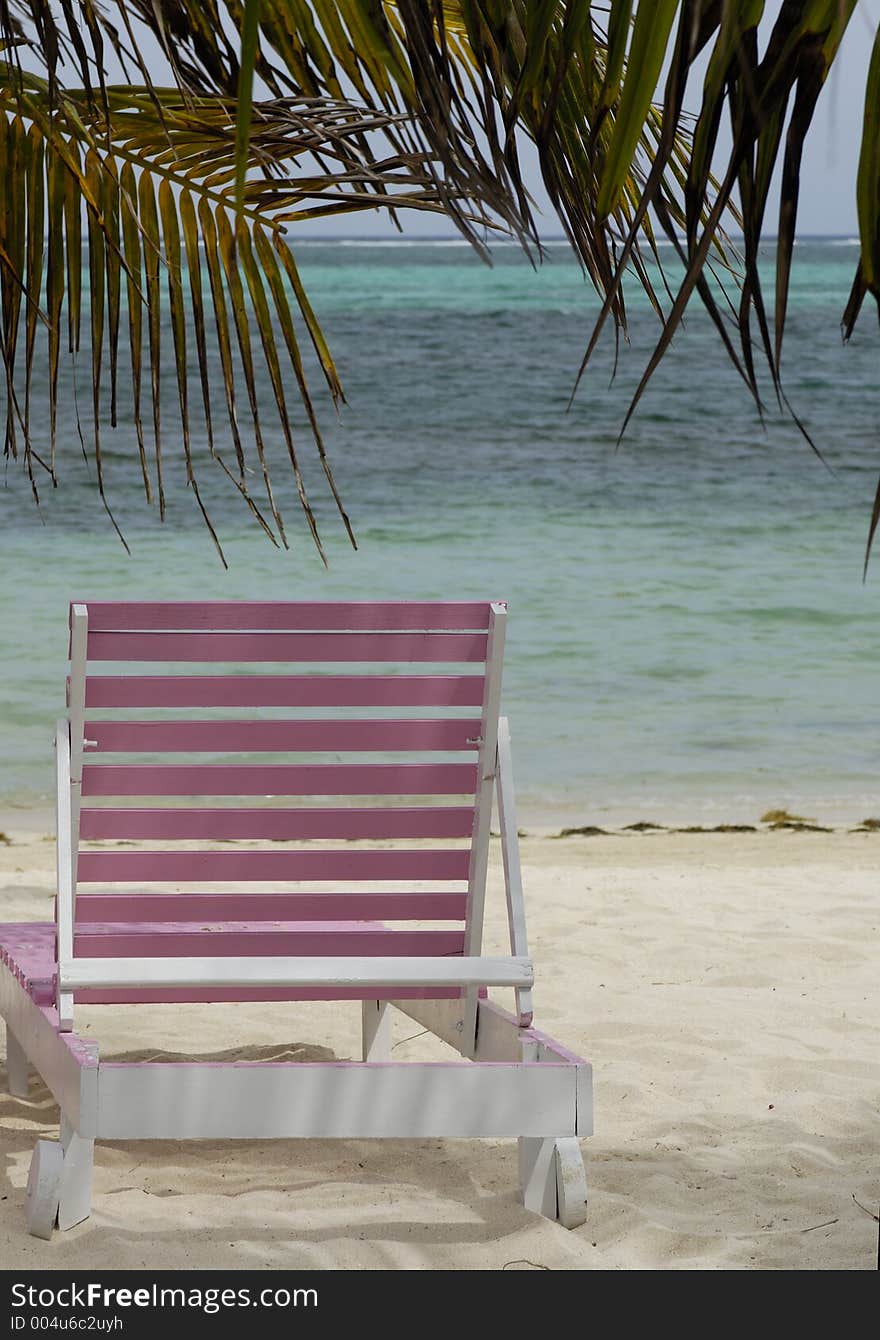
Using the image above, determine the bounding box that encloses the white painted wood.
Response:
[95,1061,578,1140]
[519,1034,539,1063]
[463,601,507,1054]
[518,1137,557,1219]
[518,1137,587,1226]
[495,715,533,1025]
[55,719,75,1030]
[26,1140,63,1240]
[5,1026,29,1097]
[61,955,533,992]
[57,991,74,1034]
[67,605,88,774]
[58,1116,95,1231]
[576,1061,594,1137]
[554,1138,588,1228]
[56,603,88,1031]
[67,605,88,909]
[394,997,588,1066]
[76,1040,100,1141]
[361,1001,392,1062]
[0,960,99,1133]
[393,998,468,1053]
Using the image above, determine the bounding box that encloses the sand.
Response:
[0,824,878,1270]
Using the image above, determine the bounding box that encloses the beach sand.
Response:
[0,825,877,1270]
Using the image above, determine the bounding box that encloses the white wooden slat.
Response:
[95,1061,578,1140]
[55,720,75,1031]
[462,601,507,1053]
[60,955,534,992]
[496,715,532,1025]
[68,605,88,898]
[68,605,88,784]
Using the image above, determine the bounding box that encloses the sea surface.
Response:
[2,236,880,826]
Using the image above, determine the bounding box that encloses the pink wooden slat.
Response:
[87,631,488,663]
[73,927,465,957]
[78,601,493,632]
[72,892,468,922]
[76,848,471,882]
[74,986,470,1003]
[84,674,485,708]
[86,718,481,753]
[81,762,479,796]
[77,918,375,933]
[78,807,475,841]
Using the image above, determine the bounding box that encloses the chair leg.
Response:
[519,1136,587,1228]
[24,1118,95,1239]
[519,1137,558,1219]
[554,1138,588,1228]
[361,1000,392,1061]
[57,1115,94,1231]
[5,1027,30,1097]
[25,1140,63,1240]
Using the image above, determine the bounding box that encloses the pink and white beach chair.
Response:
[0,600,591,1237]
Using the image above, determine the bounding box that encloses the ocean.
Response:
[2,235,879,826]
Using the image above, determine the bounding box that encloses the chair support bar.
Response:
[60,955,534,992]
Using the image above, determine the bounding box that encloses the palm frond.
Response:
[568,0,858,450]
[3,1,691,553]
[3,2,876,558]
[0,67,513,554]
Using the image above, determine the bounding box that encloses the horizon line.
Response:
[288,231,859,241]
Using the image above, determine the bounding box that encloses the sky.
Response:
[290,0,880,240]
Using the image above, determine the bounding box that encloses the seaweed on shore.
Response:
[767,821,833,833]
[622,821,666,832]
[553,826,608,838]
[760,808,812,825]
[759,807,836,832]
[674,824,758,833]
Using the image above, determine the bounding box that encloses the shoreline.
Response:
[4,800,880,842]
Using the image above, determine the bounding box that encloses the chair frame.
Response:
[1,600,592,1237]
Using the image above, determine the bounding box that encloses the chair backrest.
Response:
[62,600,508,1005]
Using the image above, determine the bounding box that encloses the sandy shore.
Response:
[1,825,878,1270]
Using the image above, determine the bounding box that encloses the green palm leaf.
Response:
[1,2,878,558]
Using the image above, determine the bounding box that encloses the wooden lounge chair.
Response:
[1,600,591,1238]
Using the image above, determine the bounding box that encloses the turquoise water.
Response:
[2,237,880,824]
